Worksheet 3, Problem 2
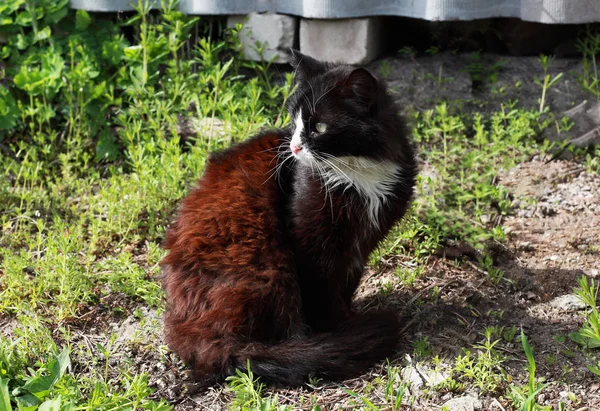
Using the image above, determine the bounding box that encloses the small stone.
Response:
[540,205,557,216]
[442,394,483,411]
[401,365,448,392]
[587,269,599,277]
[480,214,491,224]
[401,366,424,390]
[549,294,587,311]
[518,241,535,251]
[155,378,166,390]
[442,393,453,401]
[526,291,537,300]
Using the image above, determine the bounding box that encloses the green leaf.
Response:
[18,348,70,397]
[15,10,32,26]
[124,45,142,60]
[91,81,106,100]
[75,10,91,31]
[102,35,127,65]
[96,129,120,162]
[14,33,28,50]
[44,0,69,25]
[34,26,51,43]
[521,329,536,393]
[14,393,38,408]
[38,397,61,411]
[52,349,70,384]
[14,69,45,95]
[569,331,600,349]
[587,364,600,377]
[0,87,19,130]
[343,389,379,410]
[521,329,535,369]
[569,331,586,346]
[0,377,12,411]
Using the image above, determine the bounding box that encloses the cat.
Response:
[160,50,417,387]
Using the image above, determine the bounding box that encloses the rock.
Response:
[587,269,599,278]
[518,241,535,251]
[401,366,424,390]
[442,394,483,411]
[227,13,298,63]
[549,294,587,311]
[300,17,384,65]
[115,316,140,345]
[401,364,448,392]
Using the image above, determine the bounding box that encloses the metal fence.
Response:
[70,0,600,23]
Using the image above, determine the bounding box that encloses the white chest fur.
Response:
[320,156,401,228]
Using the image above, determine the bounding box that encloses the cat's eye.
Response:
[315,122,328,133]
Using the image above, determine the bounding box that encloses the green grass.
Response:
[1,0,289,408]
[1,1,600,410]
[506,330,553,411]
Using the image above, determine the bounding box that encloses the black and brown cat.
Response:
[161,51,418,386]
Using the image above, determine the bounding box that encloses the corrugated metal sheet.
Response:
[70,0,600,23]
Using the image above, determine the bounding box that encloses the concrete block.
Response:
[227,13,298,63]
[300,17,384,65]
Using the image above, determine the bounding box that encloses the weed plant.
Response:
[534,55,563,114]
[576,25,600,100]
[0,0,290,408]
[506,330,552,411]
[1,1,600,410]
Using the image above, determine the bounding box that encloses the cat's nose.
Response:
[291,144,302,155]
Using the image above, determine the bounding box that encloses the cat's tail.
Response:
[229,311,402,386]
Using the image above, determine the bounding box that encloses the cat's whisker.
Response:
[297,85,314,116]
[313,84,336,108]
[307,81,317,115]
[318,156,358,186]
[292,54,304,79]
[275,154,295,188]
[319,162,336,217]
[260,146,287,155]
[310,156,333,213]
[260,138,291,155]
[300,93,313,116]
[313,154,351,196]
[266,140,294,168]
[263,152,295,186]
[320,152,387,172]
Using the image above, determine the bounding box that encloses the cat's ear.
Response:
[289,49,327,81]
[342,68,378,105]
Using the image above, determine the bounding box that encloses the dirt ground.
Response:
[8,53,596,410]
[127,154,599,410]
[130,54,600,409]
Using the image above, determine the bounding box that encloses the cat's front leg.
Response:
[297,267,353,331]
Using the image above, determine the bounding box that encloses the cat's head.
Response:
[285,50,401,166]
